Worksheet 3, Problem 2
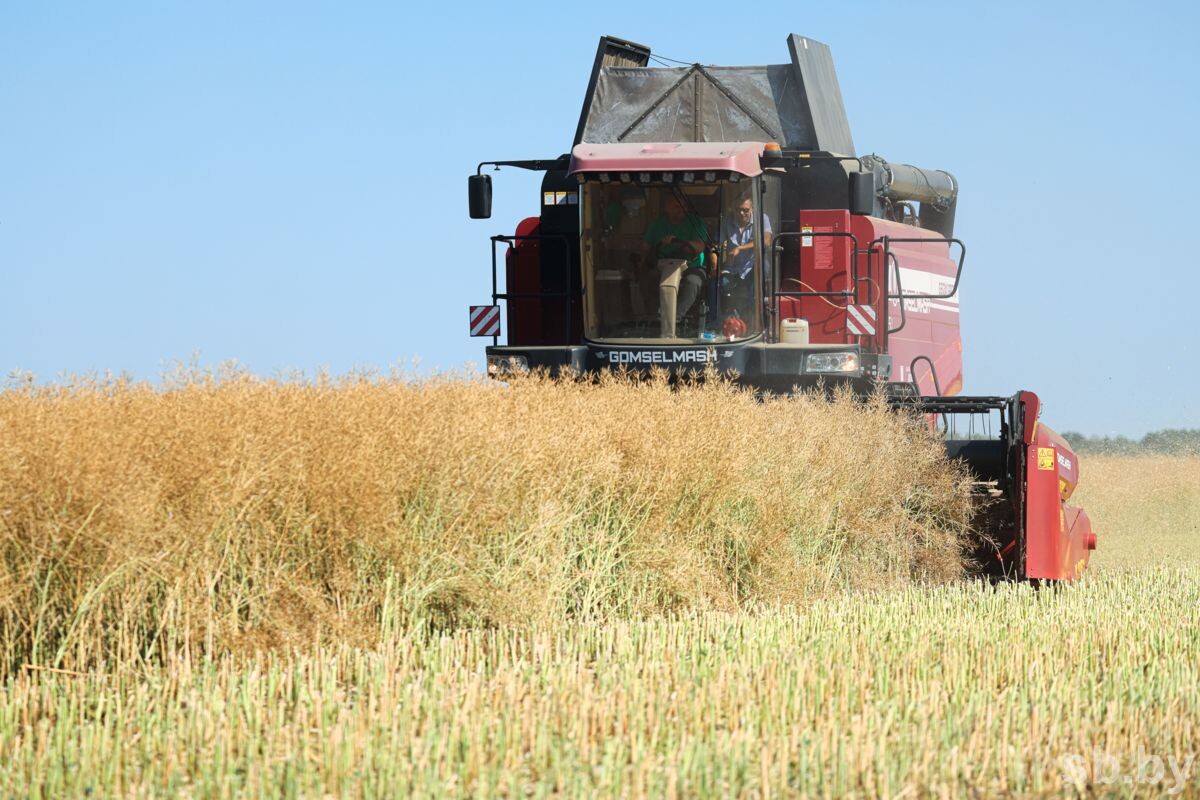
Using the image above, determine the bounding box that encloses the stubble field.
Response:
[0,374,1196,797]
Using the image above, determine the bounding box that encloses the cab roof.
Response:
[568,142,766,178]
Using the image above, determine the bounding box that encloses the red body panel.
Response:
[793,210,854,344]
[779,212,963,393]
[506,217,543,345]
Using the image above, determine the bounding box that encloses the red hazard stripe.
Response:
[469,306,500,336]
[846,304,876,336]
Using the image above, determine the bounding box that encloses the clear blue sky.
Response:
[3,1,1197,435]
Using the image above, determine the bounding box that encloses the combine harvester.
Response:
[466,34,1096,581]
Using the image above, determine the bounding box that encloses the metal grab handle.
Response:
[910,355,947,429]
[885,251,906,335]
[879,235,966,300]
[910,354,942,396]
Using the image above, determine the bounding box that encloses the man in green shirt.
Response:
[636,193,710,338]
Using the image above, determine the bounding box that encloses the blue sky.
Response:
[3,1,1197,435]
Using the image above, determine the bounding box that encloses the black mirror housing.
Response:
[468,174,493,219]
[848,171,875,216]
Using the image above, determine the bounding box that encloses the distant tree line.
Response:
[1060,428,1200,456]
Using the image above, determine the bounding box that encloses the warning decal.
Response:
[845,304,877,336]
[1037,447,1055,471]
[469,305,501,337]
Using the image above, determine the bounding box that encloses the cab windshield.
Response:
[580,178,768,343]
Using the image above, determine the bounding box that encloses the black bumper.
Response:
[485,341,892,394]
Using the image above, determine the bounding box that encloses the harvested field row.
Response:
[2,565,1197,796]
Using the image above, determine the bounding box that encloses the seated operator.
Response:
[631,193,710,338]
[717,194,772,329]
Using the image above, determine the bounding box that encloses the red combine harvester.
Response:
[467,34,1096,581]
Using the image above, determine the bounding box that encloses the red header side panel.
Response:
[1024,421,1095,581]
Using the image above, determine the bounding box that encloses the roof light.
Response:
[619,172,631,183]
[704,171,716,182]
[598,173,611,183]
[663,172,674,183]
[682,172,695,184]
[639,172,651,183]
[763,142,783,157]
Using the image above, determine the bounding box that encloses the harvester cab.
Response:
[468,35,964,395]
[467,34,1097,581]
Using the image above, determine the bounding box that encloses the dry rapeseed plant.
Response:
[0,370,972,673]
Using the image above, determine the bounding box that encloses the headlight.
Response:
[487,355,529,376]
[805,352,860,374]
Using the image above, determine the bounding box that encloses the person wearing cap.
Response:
[633,193,710,338]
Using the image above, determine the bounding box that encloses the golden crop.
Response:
[0,371,969,673]
[1,375,1195,797]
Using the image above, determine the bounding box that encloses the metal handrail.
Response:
[770,230,860,297]
[885,251,906,336]
[879,235,966,300]
[770,229,870,344]
[910,355,942,396]
[490,234,574,345]
[768,231,861,343]
[909,354,947,430]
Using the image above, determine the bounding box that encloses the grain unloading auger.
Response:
[466,34,1096,581]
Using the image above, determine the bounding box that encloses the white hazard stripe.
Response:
[846,304,876,336]
[470,306,501,336]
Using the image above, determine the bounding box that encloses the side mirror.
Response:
[849,171,875,216]
[468,174,493,219]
